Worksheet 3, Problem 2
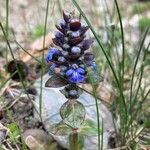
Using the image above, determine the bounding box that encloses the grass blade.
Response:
[39,0,50,118]
[114,0,125,89]
[129,28,149,110]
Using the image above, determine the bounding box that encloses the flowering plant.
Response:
[45,11,99,150]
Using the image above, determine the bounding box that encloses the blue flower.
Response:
[46,48,61,63]
[66,64,85,83]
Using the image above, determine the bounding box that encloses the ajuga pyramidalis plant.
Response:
[45,11,100,150]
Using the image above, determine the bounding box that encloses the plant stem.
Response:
[93,86,101,150]
[69,132,79,150]
[6,0,9,62]
[39,0,50,119]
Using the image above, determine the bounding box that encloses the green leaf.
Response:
[60,100,85,129]
[50,121,73,136]
[7,123,20,142]
[80,119,101,136]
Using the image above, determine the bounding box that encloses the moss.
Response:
[139,17,150,32]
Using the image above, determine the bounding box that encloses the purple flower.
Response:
[66,64,85,83]
[46,12,97,85]
[46,48,61,63]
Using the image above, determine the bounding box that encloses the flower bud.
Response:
[70,19,81,31]
[58,56,66,62]
[71,46,81,54]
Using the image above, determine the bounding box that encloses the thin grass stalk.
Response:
[0,71,17,90]
[128,28,149,134]
[5,0,9,62]
[128,38,150,137]
[129,28,149,109]
[15,40,41,64]
[92,85,101,150]
[131,36,149,109]
[133,88,150,126]
[114,0,125,86]
[0,22,28,150]
[72,0,127,144]
[39,0,50,118]
[113,0,128,142]
[100,119,103,150]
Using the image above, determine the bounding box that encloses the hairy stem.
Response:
[69,132,79,150]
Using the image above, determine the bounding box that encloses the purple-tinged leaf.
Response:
[45,75,68,88]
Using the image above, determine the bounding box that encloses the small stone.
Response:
[23,129,58,150]
[0,123,7,144]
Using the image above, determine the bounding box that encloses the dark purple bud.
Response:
[63,11,71,22]
[55,25,64,33]
[66,55,81,60]
[80,26,89,36]
[71,46,81,54]
[70,19,81,31]
[55,31,64,42]
[80,38,94,50]
[69,36,84,45]
[84,53,94,61]
[53,38,63,47]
